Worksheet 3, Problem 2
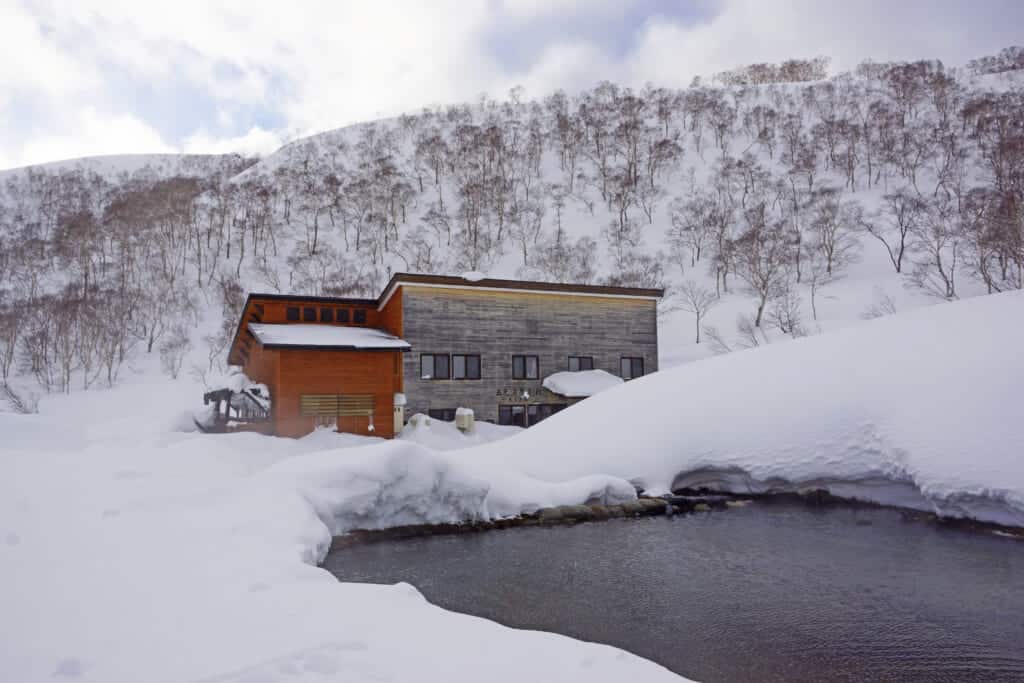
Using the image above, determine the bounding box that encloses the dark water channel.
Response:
[324,503,1024,682]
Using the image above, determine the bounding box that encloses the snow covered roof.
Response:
[542,369,624,398]
[248,323,411,350]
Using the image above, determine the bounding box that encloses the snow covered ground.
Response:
[2,290,1023,683]
[0,378,675,683]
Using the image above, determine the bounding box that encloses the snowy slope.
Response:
[1,291,1021,683]
[0,377,673,683]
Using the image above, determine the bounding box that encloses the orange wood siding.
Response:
[229,297,384,366]
[274,349,403,439]
[243,343,278,403]
[378,285,403,337]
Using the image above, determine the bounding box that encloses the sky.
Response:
[0,0,1020,170]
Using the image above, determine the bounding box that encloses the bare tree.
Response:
[809,190,861,277]
[733,207,791,327]
[678,280,718,343]
[861,287,898,320]
[159,323,191,379]
[861,190,926,273]
[907,197,962,299]
[767,283,805,337]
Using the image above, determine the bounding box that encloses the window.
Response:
[568,356,594,372]
[420,354,450,380]
[536,403,569,423]
[320,308,334,323]
[498,405,527,428]
[303,306,316,322]
[620,357,645,380]
[337,308,350,323]
[428,408,456,422]
[452,354,481,380]
[512,355,539,380]
[499,403,566,428]
[286,306,300,321]
[354,309,367,324]
[532,403,566,424]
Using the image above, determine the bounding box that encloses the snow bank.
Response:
[543,368,624,397]
[0,381,665,683]
[398,412,523,451]
[463,290,1024,527]
[461,270,487,281]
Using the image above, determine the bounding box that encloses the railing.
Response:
[198,388,271,433]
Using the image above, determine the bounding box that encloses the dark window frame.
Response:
[354,309,367,324]
[452,354,482,380]
[285,306,300,321]
[568,355,594,372]
[498,403,566,427]
[420,353,451,380]
[498,405,527,428]
[337,308,350,323]
[512,354,539,380]
[320,307,334,323]
[303,306,317,322]
[428,408,457,422]
[620,356,645,380]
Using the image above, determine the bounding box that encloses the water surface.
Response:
[324,504,1024,682]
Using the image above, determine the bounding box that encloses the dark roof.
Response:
[246,274,663,310]
[380,272,665,302]
[240,292,378,306]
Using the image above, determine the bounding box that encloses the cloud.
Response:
[182,125,284,157]
[0,0,1019,169]
[13,108,174,167]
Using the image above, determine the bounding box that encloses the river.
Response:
[324,503,1024,682]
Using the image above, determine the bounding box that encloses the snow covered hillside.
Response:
[1,51,1023,407]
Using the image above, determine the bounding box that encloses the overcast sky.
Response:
[1,0,1020,170]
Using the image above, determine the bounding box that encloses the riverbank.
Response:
[330,490,1024,552]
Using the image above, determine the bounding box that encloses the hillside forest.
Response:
[1,48,1022,409]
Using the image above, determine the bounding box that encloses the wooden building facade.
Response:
[221,273,662,438]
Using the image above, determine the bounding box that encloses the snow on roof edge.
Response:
[248,323,410,350]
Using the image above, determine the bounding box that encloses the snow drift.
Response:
[459,290,1024,527]
[0,397,677,683]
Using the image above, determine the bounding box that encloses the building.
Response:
[213,273,662,438]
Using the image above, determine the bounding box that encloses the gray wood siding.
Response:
[399,287,659,424]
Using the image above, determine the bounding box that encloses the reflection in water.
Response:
[324,504,1024,683]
